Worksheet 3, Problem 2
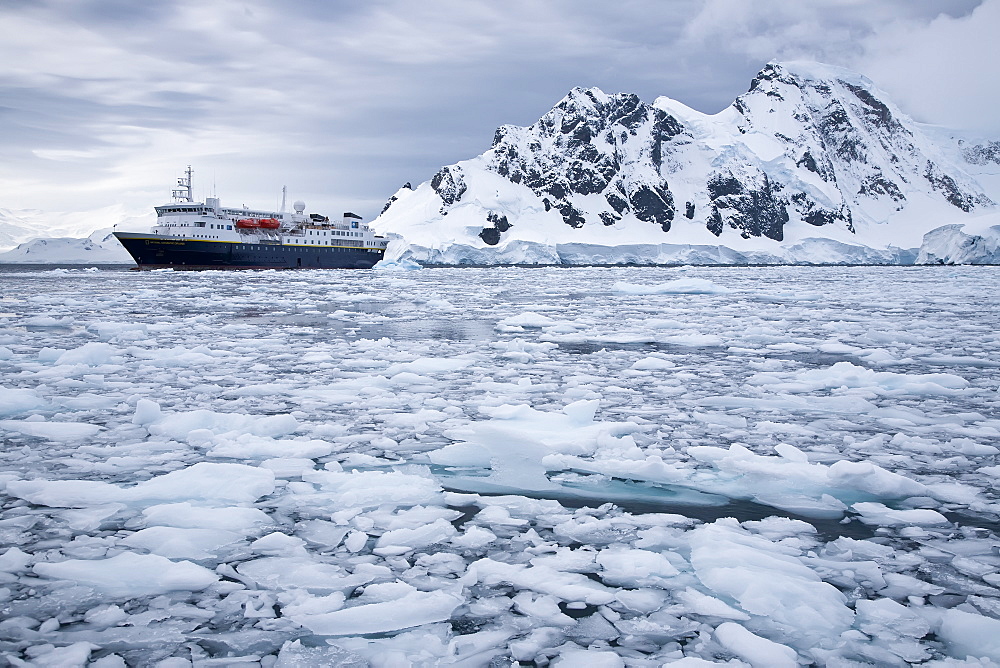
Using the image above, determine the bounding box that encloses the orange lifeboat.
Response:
[258,218,280,229]
[236,219,260,229]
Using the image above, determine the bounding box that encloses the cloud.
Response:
[0,0,995,228]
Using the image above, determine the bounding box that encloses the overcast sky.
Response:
[1,0,997,223]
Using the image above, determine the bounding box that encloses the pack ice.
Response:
[0,265,998,666]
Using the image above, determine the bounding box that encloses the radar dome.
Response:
[293,200,306,213]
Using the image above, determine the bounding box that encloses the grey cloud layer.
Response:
[0,0,993,221]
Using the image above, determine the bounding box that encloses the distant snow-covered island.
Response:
[3,60,999,266]
[0,229,133,265]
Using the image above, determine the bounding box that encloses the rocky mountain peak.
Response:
[379,61,997,263]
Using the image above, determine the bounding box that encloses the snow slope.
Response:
[0,229,134,264]
[375,61,999,265]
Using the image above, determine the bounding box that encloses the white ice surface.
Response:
[0,265,998,666]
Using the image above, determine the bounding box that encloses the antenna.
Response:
[280,186,287,213]
[171,165,194,202]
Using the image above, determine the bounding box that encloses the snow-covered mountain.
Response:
[376,61,1000,265]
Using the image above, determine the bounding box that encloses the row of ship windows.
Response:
[307,230,362,237]
[234,245,361,251]
[159,223,361,237]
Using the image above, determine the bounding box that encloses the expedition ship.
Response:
[114,167,388,269]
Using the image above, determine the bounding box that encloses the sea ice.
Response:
[0,265,997,665]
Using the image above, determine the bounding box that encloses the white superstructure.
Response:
[150,166,387,252]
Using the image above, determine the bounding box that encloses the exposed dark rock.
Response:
[790,192,853,231]
[859,174,905,202]
[844,82,905,135]
[606,192,629,215]
[599,212,620,226]
[479,228,501,245]
[487,211,511,232]
[629,184,674,232]
[797,151,820,175]
[963,141,1000,166]
[707,206,724,237]
[685,202,695,219]
[556,201,587,228]
[925,161,975,211]
[431,166,467,211]
[707,172,788,241]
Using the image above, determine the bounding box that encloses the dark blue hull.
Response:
[114,233,384,269]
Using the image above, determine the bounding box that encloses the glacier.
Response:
[0,264,998,665]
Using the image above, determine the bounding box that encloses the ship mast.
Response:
[172,166,194,202]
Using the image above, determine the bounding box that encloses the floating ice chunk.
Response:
[675,587,750,620]
[208,436,334,460]
[613,279,733,294]
[0,419,101,441]
[714,622,798,668]
[54,342,117,366]
[434,400,638,492]
[855,598,931,638]
[274,639,368,667]
[596,547,680,586]
[279,591,347,617]
[374,518,458,554]
[937,608,1000,662]
[464,558,616,605]
[24,315,75,327]
[148,409,299,441]
[372,258,423,271]
[5,479,125,507]
[450,525,497,549]
[825,460,926,498]
[121,462,276,505]
[0,386,48,416]
[238,557,385,593]
[682,444,916,516]
[302,469,444,510]
[383,357,473,375]
[631,356,677,370]
[689,520,854,648]
[260,457,317,478]
[290,589,463,636]
[33,552,218,597]
[0,547,31,573]
[344,530,369,553]
[251,532,309,557]
[551,648,624,667]
[512,591,575,626]
[852,502,950,526]
[750,361,969,396]
[132,399,161,426]
[142,502,273,532]
[14,642,98,667]
[120,527,243,559]
[88,321,149,341]
[7,462,275,507]
[497,311,557,328]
